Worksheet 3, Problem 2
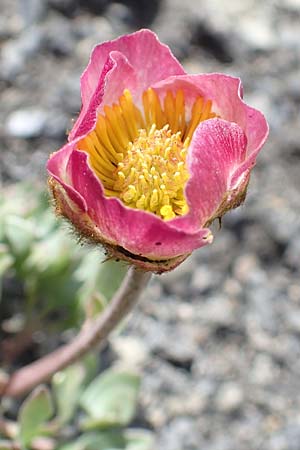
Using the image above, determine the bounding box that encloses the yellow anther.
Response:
[113,125,190,219]
[136,194,146,209]
[138,175,148,190]
[160,205,176,220]
[181,204,189,215]
[78,86,216,220]
[128,167,136,183]
[174,172,181,182]
[123,185,137,203]
[150,189,159,211]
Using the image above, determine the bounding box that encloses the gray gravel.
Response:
[1,0,300,449]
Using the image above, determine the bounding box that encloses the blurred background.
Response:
[1,0,300,449]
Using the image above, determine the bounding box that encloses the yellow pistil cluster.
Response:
[77,88,217,220]
[115,124,189,220]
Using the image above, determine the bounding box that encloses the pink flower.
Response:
[47,29,269,273]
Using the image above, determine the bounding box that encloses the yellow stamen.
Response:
[113,124,190,219]
[77,87,217,220]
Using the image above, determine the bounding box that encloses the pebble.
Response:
[191,265,217,293]
[19,0,47,27]
[105,3,135,30]
[286,311,300,334]
[111,336,148,369]
[196,295,236,327]
[233,253,260,283]
[47,0,79,16]
[43,111,69,139]
[284,236,300,269]
[158,417,201,450]
[281,0,300,10]
[160,254,196,295]
[237,17,277,50]
[0,27,43,80]
[215,382,244,413]
[42,15,75,56]
[6,108,47,138]
[250,354,276,385]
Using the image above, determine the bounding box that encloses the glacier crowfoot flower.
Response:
[47,29,269,272]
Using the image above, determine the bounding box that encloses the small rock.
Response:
[191,266,216,293]
[106,3,135,30]
[223,278,242,297]
[19,0,47,27]
[286,311,300,334]
[285,236,300,269]
[48,0,79,16]
[78,0,109,15]
[288,284,300,303]
[0,27,43,80]
[251,354,276,385]
[215,382,244,412]
[112,335,148,369]
[160,254,196,295]
[158,417,201,450]
[6,108,47,138]
[42,15,75,56]
[281,0,300,10]
[233,253,260,283]
[44,111,69,139]
[238,17,276,50]
[197,295,236,327]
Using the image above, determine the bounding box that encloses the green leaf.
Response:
[58,431,126,450]
[94,260,127,302]
[18,385,54,446]
[52,363,86,424]
[3,216,35,260]
[125,430,154,450]
[76,253,127,309]
[25,229,75,277]
[80,370,140,428]
[0,245,14,275]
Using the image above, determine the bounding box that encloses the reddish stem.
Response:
[1,266,151,398]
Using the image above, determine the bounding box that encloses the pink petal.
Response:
[81,29,185,106]
[152,73,268,156]
[47,142,87,212]
[70,29,186,140]
[47,146,212,260]
[176,119,249,228]
[70,51,138,139]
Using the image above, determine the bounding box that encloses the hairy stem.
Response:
[1,266,151,398]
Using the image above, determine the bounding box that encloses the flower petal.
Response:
[81,29,185,106]
[70,51,138,140]
[47,146,212,260]
[152,73,268,155]
[71,29,186,140]
[47,142,87,212]
[183,118,249,226]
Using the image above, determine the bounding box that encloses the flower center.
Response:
[115,124,189,220]
[78,88,217,220]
